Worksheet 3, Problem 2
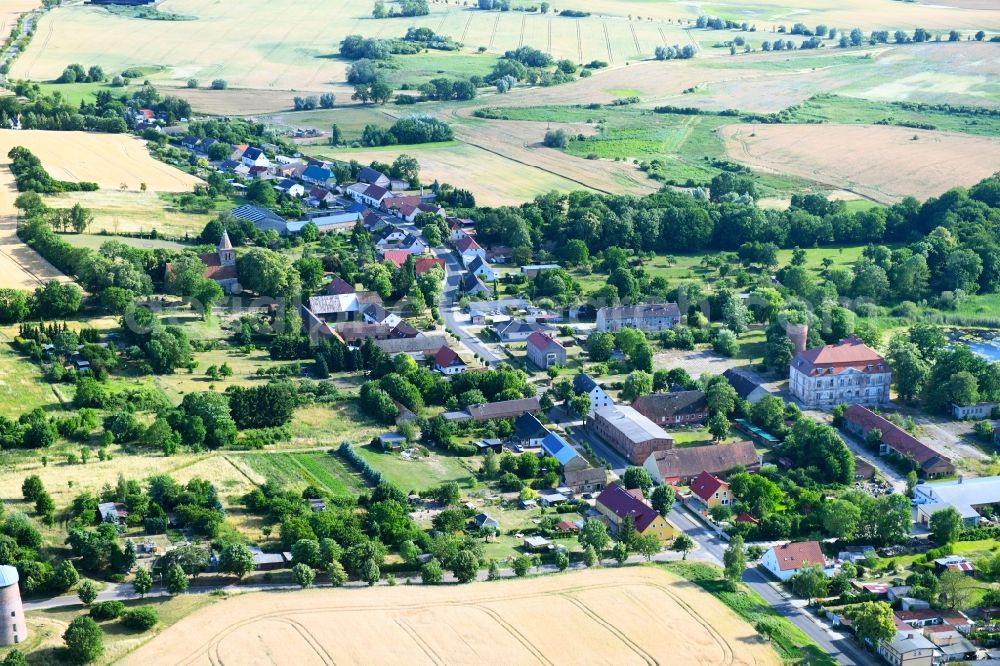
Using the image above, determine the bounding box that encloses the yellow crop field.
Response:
[721,123,1000,203]
[122,567,779,666]
[0,0,37,43]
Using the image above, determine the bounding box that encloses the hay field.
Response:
[721,123,1000,204]
[311,142,612,206]
[122,567,779,666]
[0,130,201,193]
[0,0,37,43]
[44,190,213,236]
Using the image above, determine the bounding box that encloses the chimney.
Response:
[786,323,809,354]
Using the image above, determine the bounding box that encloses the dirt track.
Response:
[122,567,779,666]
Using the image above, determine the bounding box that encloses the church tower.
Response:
[218,230,235,266]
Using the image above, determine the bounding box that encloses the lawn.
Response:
[0,338,68,419]
[661,561,838,666]
[352,443,477,493]
[233,451,364,496]
[382,51,498,88]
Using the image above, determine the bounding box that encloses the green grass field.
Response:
[234,451,364,495]
[353,443,476,493]
[0,341,68,419]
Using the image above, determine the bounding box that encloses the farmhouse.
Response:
[526,331,567,369]
[589,405,674,465]
[595,484,676,543]
[573,373,615,415]
[433,346,468,375]
[842,405,954,478]
[643,441,760,485]
[761,541,833,582]
[355,184,393,208]
[632,390,708,426]
[512,413,548,448]
[595,303,682,333]
[913,475,1000,527]
[307,186,336,206]
[689,471,730,510]
[466,397,540,421]
[790,336,891,409]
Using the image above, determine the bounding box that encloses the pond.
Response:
[951,330,1000,362]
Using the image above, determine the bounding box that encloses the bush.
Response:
[89,601,125,621]
[120,607,158,631]
[211,79,228,90]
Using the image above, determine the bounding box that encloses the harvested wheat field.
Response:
[0,162,69,288]
[0,0,37,43]
[0,130,201,193]
[722,123,1000,204]
[123,567,778,666]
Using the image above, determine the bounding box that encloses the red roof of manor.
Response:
[434,346,464,368]
[595,484,659,532]
[768,541,826,572]
[793,336,888,376]
[456,236,482,252]
[414,257,445,274]
[690,471,726,502]
[526,331,563,353]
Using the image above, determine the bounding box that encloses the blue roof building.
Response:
[541,432,586,471]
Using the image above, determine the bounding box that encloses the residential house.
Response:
[302,164,333,185]
[512,413,548,448]
[433,346,468,375]
[241,147,270,168]
[632,390,708,426]
[595,303,682,333]
[230,204,287,235]
[456,236,486,265]
[951,401,997,420]
[722,368,772,404]
[448,218,473,242]
[355,184,393,208]
[467,255,495,282]
[689,471,730,510]
[842,405,954,478]
[358,167,390,188]
[589,405,674,465]
[526,331,567,369]
[380,250,412,269]
[275,179,305,198]
[494,320,551,343]
[595,484,676,543]
[790,336,892,409]
[374,225,407,249]
[414,257,445,275]
[473,513,499,531]
[397,233,428,256]
[572,373,615,415]
[540,431,588,474]
[643,442,760,485]
[877,633,938,666]
[361,303,401,328]
[761,541,833,582]
[563,466,608,494]
[308,186,337,207]
[459,272,492,298]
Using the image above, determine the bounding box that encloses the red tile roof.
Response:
[526,331,563,353]
[434,346,464,368]
[735,512,759,525]
[198,253,238,281]
[456,236,482,252]
[793,336,888,376]
[843,405,953,474]
[595,484,659,532]
[690,471,726,502]
[381,250,410,268]
[414,257,445,275]
[768,541,826,572]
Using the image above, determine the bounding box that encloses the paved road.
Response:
[432,246,501,366]
[670,505,876,666]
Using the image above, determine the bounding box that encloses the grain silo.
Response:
[0,565,26,645]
